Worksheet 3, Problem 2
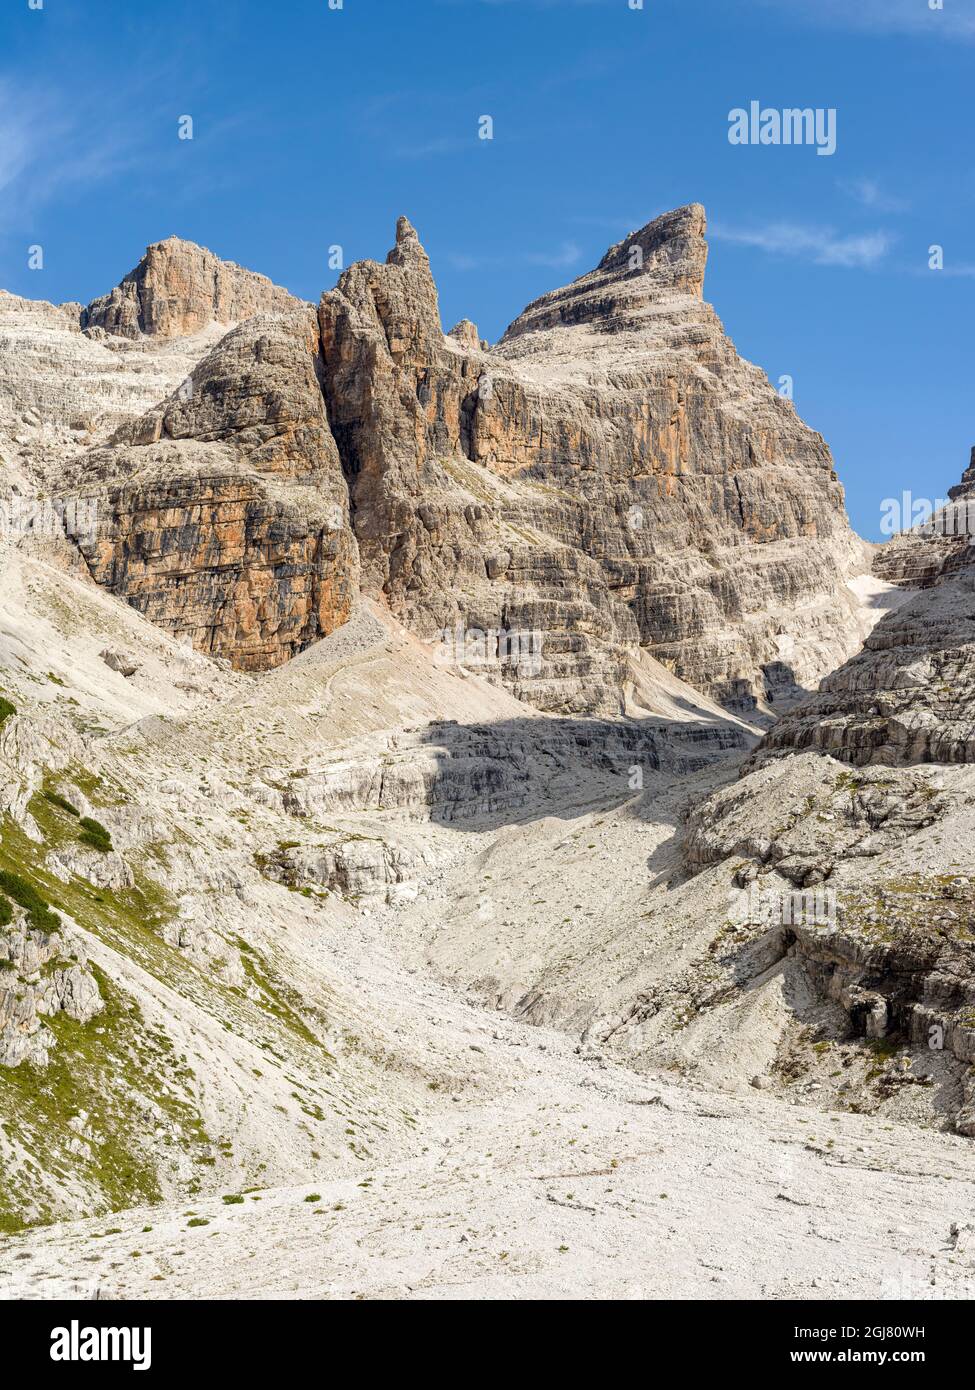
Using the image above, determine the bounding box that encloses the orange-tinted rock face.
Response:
[318,207,866,712]
[80,472,356,670]
[82,237,304,340]
[68,309,358,670]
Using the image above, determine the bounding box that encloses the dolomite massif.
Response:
[1,208,975,1301]
[5,206,870,709]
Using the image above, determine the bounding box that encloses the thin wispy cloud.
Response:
[711,220,893,269]
[0,69,289,311]
[923,261,975,279]
[447,239,583,272]
[394,135,474,160]
[0,93,32,196]
[751,0,975,39]
[525,240,583,269]
[0,67,250,236]
[0,79,138,229]
[447,252,484,272]
[380,100,515,162]
[840,177,909,214]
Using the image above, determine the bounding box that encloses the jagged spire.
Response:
[947,445,975,500]
[387,215,429,270]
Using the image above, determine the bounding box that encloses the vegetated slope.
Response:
[0,544,971,1297]
[0,542,549,1232]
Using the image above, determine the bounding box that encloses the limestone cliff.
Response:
[873,447,975,590]
[66,311,358,670]
[758,446,975,767]
[319,206,868,712]
[5,210,869,705]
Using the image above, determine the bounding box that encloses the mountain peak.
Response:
[82,236,303,340]
[387,215,429,269]
[499,203,709,344]
[948,445,975,500]
[596,203,707,289]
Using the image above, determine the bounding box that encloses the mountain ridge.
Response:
[8,203,870,716]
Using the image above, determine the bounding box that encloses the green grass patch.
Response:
[0,870,60,932]
[0,808,344,1232]
[0,965,212,1234]
[78,817,113,854]
[232,935,330,1053]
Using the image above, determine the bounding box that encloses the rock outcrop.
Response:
[0,289,220,508]
[82,236,305,340]
[0,917,103,1069]
[874,449,975,589]
[66,311,358,670]
[318,206,867,711]
[680,745,975,1132]
[270,716,741,827]
[759,447,975,767]
[257,832,437,907]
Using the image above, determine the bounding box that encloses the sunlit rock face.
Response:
[319,205,866,711]
[5,209,866,699]
[873,448,975,591]
[68,310,359,670]
[82,236,305,340]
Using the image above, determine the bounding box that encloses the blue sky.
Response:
[0,0,971,539]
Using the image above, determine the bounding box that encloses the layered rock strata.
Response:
[874,448,975,589]
[6,210,868,707]
[65,311,358,669]
[682,751,975,1132]
[82,236,305,340]
[318,206,866,711]
[760,448,975,766]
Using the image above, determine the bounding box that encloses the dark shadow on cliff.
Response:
[410,710,753,835]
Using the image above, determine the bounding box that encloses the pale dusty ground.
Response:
[2,541,970,1301]
[6,1012,975,1301]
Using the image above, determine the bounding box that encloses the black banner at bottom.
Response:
[1,1297,967,1374]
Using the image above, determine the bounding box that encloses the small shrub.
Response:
[0,871,60,932]
[79,816,113,853]
[221,1194,245,1206]
[0,897,12,929]
[303,1194,322,1204]
[0,696,15,726]
[44,789,80,817]
[186,1217,210,1228]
